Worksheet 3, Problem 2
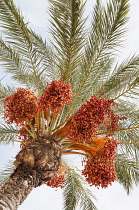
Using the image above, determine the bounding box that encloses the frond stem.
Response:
[113,83,139,101]
[26,118,37,139]
[0,90,7,97]
[97,126,139,136]
[63,150,88,157]
[0,139,22,144]
[120,142,139,146]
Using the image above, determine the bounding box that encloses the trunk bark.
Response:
[0,166,39,210]
[0,137,61,210]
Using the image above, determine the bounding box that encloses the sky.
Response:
[1,0,139,209]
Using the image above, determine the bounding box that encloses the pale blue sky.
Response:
[1,0,139,209]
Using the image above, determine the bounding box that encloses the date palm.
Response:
[0,0,139,209]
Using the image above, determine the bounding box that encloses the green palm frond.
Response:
[49,0,86,81]
[29,30,55,81]
[0,38,33,88]
[118,129,139,161]
[59,0,130,120]
[0,35,51,94]
[63,163,97,210]
[0,160,15,189]
[71,0,129,104]
[0,0,41,91]
[0,0,31,52]
[125,87,139,100]
[0,84,15,110]
[0,124,18,145]
[0,0,54,94]
[0,83,15,98]
[100,55,139,100]
[115,154,139,194]
[111,100,139,159]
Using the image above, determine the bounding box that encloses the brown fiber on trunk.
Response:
[0,136,61,210]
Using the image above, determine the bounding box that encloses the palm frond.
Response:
[49,0,86,81]
[59,0,130,120]
[63,163,97,210]
[0,83,15,111]
[0,123,18,145]
[115,154,139,194]
[0,83,15,98]
[100,55,139,100]
[125,86,139,100]
[110,100,139,159]
[29,30,56,81]
[0,38,33,88]
[0,0,31,52]
[0,0,54,94]
[0,35,53,94]
[0,160,15,189]
[72,0,129,103]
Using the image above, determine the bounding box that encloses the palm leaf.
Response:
[111,100,139,159]
[73,0,129,101]
[63,163,97,210]
[115,154,139,194]
[0,84,15,111]
[59,0,130,121]
[100,55,139,100]
[0,0,54,94]
[29,30,56,81]
[0,160,15,189]
[49,0,86,81]
[0,38,33,88]
[0,124,18,145]
[0,0,31,52]
[0,83,15,98]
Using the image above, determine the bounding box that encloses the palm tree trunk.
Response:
[0,166,38,210]
[0,137,61,210]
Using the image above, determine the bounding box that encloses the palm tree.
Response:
[0,0,139,209]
